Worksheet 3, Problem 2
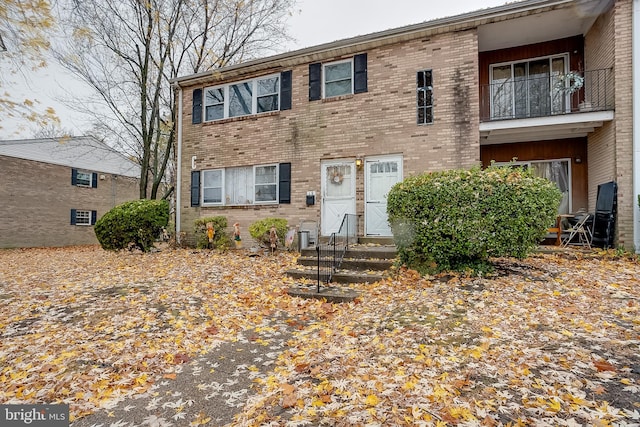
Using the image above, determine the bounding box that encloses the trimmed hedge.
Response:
[387,165,562,274]
[94,199,169,252]
[248,217,288,248]
[194,216,232,250]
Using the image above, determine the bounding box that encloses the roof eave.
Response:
[171,0,574,87]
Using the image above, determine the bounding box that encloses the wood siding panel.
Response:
[479,36,585,119]
[480,138,588,212]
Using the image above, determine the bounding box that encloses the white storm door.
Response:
[365,155,403,236]
[321,160,356,236]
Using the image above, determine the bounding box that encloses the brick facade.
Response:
[179,30,480,241]
[177,0,635,249]
[0,156,139,248]
[612,0,634,248]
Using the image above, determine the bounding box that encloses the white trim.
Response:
[489,53,570,119]
[75,210,92,226]
[203,73,281,122]
[494,158,573,213]
[480,110,614,131]
[320,159,356,236]
[364,154,403,237]
[633,0,640,252]
[253,163,279,205]
[75,170,93,187]
[176,86,183,241]
[201,169,224,206]
[200,164,280,206]
[322,58,354,99]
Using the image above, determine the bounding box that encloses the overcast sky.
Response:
[2,0,507,138]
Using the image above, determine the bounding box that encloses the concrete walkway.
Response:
[71,317,293,427]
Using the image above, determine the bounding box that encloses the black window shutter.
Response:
[280,70,292,110]
[192,89,203,124]
[92,172,98,188]
[71,169,78,185]
[279,163,291,204]
[354,53,368,94]
[70,209,77,225]
[91,210,97,225]
[190,171,201,207]
[309,63,321,101]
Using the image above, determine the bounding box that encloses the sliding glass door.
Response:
[490,55,568,119]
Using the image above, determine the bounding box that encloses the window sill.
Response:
[322,94,354,103]
[202,111,280,125]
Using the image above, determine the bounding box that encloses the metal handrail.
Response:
[479,68,614,122]
[315,214,358,292]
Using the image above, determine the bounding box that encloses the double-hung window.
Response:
[308,53,366,101]
[417,70,434,125]
[254,165,277,203]
[71,168,97,188]
[205,87,224,121]
[204,74,280,121]
[257,76,280,112]
[323,59,353,98]
[70,209,97,226]
[76,171,92,186]
[75,210,91,225]
[201,164,279,206]
[202,169,223,205]
[225,166,254,205]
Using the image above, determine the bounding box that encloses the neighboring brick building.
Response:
[173,0,639,250]
[0,136,140,248]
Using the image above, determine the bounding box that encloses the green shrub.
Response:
[94,199,169,252]
[248,217,288,248]
[193,216,232,250]
[387,165,562,274]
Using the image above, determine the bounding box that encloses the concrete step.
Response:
[296,256,393,271]
[285,268,384,284]
[300,245,397,260]
[290,239,397,285]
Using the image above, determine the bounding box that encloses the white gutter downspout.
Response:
[634,0,640,252]
[175,85,183,244]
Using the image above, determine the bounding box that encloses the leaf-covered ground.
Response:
[0,246,639,426]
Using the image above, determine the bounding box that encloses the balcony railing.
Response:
[480,68,614,122]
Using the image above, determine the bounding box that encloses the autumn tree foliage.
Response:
[94,199,169,251]
[387,165,562,274]
[52,0,296,200]
[0,0,59,133]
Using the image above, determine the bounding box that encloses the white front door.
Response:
[365,155,403,236]
[321,160,356,236]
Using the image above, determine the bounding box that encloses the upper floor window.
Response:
[71,168,98,188]
[309,53,367,101]
[193,71,292,124]
[324,59,353,98]
[417,70,434,125]
[490,54,568,120]
[203,74,280,122]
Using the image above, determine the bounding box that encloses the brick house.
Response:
[173,0,639,250]
[0,136,140,248]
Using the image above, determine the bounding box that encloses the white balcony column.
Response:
[634,0,640,252]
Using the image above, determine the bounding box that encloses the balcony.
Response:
[479,68,615,144]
